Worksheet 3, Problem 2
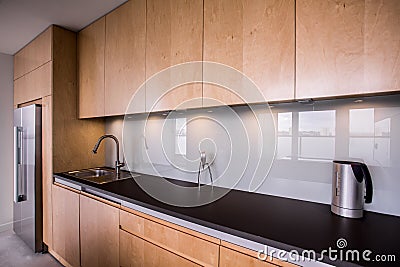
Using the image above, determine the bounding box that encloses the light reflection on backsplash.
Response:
[106,94,400,216]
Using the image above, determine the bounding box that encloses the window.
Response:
[298,110,335,160]
[276,112,292,159]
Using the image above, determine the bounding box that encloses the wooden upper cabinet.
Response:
[13,27,53,106]
[14,61,52,106]
[105,0,146,115]
[364,0,400,94]
[145,0,203,112]
[14,27,52,80]
[203,0,295,106]
[80,193,119,267]
[78,17,106,118]
[52,184,80,267]
[296,0,365,99]
[297,0,400,99]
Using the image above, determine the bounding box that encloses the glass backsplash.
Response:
[105,94,400,216]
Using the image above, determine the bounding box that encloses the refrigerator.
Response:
[13,104,43,252]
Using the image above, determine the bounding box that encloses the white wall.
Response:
[0,53,14,232]
[105,95,400,216]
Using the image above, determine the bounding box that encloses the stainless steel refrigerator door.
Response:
[13,104,43,252]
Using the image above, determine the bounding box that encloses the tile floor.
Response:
[0,230,62,267]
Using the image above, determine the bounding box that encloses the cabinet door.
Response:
[14,27,52,80]
[14,61,52,106]
[220,246,277,267]
[364,0,400,94]
[80,194,119,267]
[52,184,80,267]
[203,0,295,106]
[78,17,105,118]
[105,0,146,115]
[220,241,299,267]
[145,0,203,112]
[296,0,365,99]
[120,230,199,267]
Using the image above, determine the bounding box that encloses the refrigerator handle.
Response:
[14,126,26,203]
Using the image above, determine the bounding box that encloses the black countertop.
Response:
[54,170,400,267]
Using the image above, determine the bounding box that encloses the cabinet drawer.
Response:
[14,61,52,105]
[120,209,219,266]
[220,246,276,267]
[120,230,200,267]
[220,241,299,267]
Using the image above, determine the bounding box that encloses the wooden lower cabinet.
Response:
[50,187,300,267]
[80,193,120,267]
[220,241,299,267]
[120,230,200,267]
[51,184,80,267]
[120,208,220,266]
[220,246,277,267]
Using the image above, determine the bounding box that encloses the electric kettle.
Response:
[331,160,373,218]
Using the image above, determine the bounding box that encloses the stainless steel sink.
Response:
[66,167,139,184]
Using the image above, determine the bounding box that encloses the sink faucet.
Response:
[92,135,125,175]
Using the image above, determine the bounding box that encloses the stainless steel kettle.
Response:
[331,160,373,218]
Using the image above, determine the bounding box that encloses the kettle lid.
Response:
[333,160,362,165]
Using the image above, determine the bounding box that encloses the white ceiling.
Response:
[0,0,127,55]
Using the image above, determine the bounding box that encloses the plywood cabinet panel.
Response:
[145,0,203,112]
[78,17,105,118]
[80,194,119,267]
[105,0,146,115]
[52,184,80,267]
[52,27,105,173]
[296,0,365,99]
[14,27,52,80]
[364,0,400,93]
[14,61,52,106]
[120,230,200,267]
[203,0,295,106]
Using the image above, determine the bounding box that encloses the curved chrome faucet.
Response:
[92,135,125,175]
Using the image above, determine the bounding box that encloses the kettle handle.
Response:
[361,163,373,203]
